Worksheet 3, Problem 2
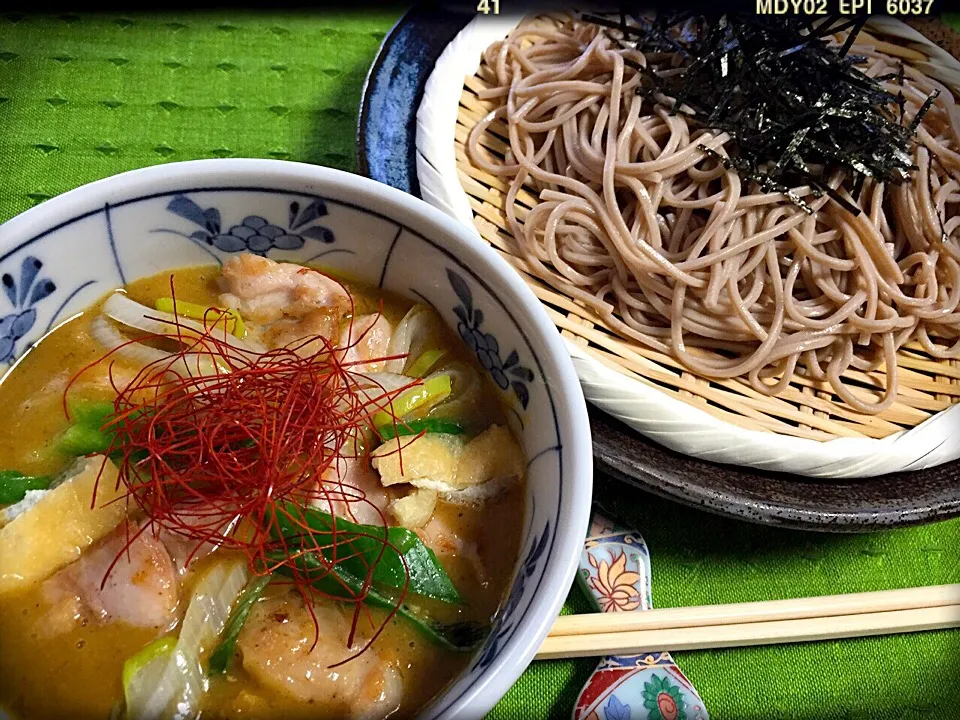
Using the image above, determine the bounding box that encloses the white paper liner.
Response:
[415,14,960,478]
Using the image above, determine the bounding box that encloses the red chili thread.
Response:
[64,275,426,660]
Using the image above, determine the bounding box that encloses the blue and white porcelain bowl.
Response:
[0,159,593,720]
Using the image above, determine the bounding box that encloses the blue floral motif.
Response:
[446,268,534,409]
[472,519,551,671]
[605,694,632,720]
[0,257,56,364]
[156,195,335,256]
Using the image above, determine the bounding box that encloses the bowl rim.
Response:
[0,158,595,719]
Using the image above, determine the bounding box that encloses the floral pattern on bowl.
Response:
[448,267,534,410]
[155,194,338,257]
[0,257,58,364]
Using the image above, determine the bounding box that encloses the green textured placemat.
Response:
[492,476,960,720]
[0,10,398,217]
[1,10,958,720]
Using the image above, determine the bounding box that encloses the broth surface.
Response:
[0,265,524,720]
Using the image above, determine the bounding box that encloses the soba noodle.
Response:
[467,15,960,414]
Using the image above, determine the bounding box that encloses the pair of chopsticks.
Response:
[536,583,960,660]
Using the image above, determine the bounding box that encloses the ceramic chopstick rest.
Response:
[573,510,708,720]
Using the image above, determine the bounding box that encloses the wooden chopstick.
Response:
[536,585,960,661]
[537,605,960,659]
[549,583,960,637]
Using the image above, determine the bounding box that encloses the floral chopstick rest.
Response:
[573,510,709,720]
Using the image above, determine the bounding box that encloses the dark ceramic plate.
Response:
[357,5,960,531]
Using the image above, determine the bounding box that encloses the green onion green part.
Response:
[372,374,452,428]
[208,575,272,675]
[56,400,117,457]
[406,349,447,378]
[273,502,460,604]
[266,549,486,652]
[0,470,52,504]
[155,297,246,339]
[376,418,465,441]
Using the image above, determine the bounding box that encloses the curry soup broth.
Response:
[0,265,524,719]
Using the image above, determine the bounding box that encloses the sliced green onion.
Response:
[68,400,116,427]
[56,424,112,457]
[0,470,52,504]
[122,636,178,713]
[272,502,460,604]
[376,418,465,441]
[406,349,447,378]
[122,560,248,719]
[55,400,116,457]
[208,575,272,675]
[155,297,246,339]
[372,374,452,428]
[266,549,485,652]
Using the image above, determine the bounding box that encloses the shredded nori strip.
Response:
[582,12,938,215]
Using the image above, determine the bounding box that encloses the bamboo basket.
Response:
[446,16,960,445]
